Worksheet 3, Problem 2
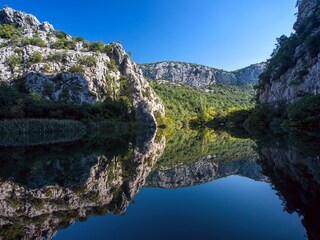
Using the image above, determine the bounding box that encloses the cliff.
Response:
[140,61,265,88]
[257,0,320,104]
[0,7,164,126]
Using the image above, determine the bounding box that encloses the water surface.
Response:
[0,129,318,240]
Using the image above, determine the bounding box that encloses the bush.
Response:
[6,54,23,70]
[69,64,85,74]
[89,42,104,52]
[109,59,119,70]
[79,55,96,67]
[51,39,76,50]
[17,37,47,47]
[28,52,44,64]
[0,24,20,39]
[287,94,320,129]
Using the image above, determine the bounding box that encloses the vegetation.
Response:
[0,119,85,134]
[79,55,96,67]
[0,84,134,122]
[287,94,320,129]
[16,37,47,47]
[257,8,320,92]
[154,129,257,170]
[6,54,23,71]
[28,52,44,64]
[69,64,85,74]
[0,24,20,39]
[150,81,255,127]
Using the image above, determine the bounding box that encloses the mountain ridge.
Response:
[140,61,266,88]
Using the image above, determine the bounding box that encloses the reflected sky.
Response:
[55,176,306,240]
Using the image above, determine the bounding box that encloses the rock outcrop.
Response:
[140,61,265,88]
[257,0,320,104]
[0,7,164,126]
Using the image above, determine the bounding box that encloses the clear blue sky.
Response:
[2,0,296,70]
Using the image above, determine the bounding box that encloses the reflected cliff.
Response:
[1,128,320,240]
[147,130,267,188]
[0,129,166,240]
[256,133,320,240]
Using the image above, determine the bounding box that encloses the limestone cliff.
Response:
[140,61,265,88]
[257,0,320,104]
[0,7,164,126]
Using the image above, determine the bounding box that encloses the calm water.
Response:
[0,129,319,240]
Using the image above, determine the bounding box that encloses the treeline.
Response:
[150,81,255,127]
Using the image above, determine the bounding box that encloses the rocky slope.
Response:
[257,0,320,104]
[0,131,166,239]
[0,7,164,126]
[140,61,265,88]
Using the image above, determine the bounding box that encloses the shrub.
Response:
[89,42,104,52]
[74,36,84,42]
[47,52,66,62]
[51,39,76,50]
[17,37,47,47]
[104,44,113,54]
[6,54,23,70]
[54,31,68,39]
[0,24,20,39]
[287,94,320,129]
[28,52,44,64]
[109,59,119,70]
[69,64,85,74]
[79,55,96,67]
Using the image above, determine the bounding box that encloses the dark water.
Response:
[0,129,319,240]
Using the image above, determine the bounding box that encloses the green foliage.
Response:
[150,81,255,126]
[17,37,47,47]
[6,54,23,70]
[104,44,113,55]
[51,39,76,50]
[89,42,105,52]
[79,55,96,67]
[69,64,85,74]
[0,84,134,122]
[0,119,85,134]
[109,59,119,70]
[154,129,257,170]
[28,52,44,64]
[47,52,67,62]
[287,94,320,129]
[0,24,20,39]
[74,36,84,42]
[54,31,68,39]
[257,8,320,91]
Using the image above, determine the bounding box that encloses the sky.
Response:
[1,0,297,71]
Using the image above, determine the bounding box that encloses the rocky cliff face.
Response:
[0,7,164,126]
[0,131,166,240]
[140,62,265,88]
[257,0,320,104]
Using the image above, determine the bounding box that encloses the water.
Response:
[0,129,319,240]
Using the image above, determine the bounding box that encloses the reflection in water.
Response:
[0,129,319,239]
[258,141,320,240]
[0,130,165,239]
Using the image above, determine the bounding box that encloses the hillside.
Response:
[0,7,164,127]
[140,61,265,88]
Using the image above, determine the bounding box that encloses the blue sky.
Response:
[2,0,296,70]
